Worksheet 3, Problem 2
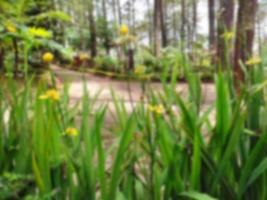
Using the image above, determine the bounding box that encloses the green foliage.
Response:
[1,1,267,199]
[0,173,33,199]
[94,55,120,71]
[28,11,71,23]
[134,47,213,80]
[1,59,267,199]
[0,0,70,74]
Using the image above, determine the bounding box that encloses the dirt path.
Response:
[52,66,216,128]
[52,65,215,104]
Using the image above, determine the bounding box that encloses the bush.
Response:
[94,55,119,72]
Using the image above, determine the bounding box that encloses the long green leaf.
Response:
[108,115,136,199]
[180,191,218,200]
[245,157,267,190]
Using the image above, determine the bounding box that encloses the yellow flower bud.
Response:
[39,89,60,101]
[119,25,129,36]
[148,104,164,114]
[65,127,78,137]
[42,52,54,63]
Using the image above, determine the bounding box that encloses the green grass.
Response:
[1,60,267,199]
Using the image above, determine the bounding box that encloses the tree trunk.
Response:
[154,0,161,57]
[160,0,167,47]
[234,0,258,82]
[131,0,136,34]
[216,0,234,68]
[116,0,122,25]
[208,0,216,51]
[89,0,97,58]
[146,0,153,47]
[172,0,178,44]
[192,0,198,44]
[180,0,186,51]
[127,49,134,71]
[102,0,110,54]
[112,0,118,25]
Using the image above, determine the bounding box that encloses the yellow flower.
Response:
[246,56,262,66]
[6,24,17,33]
[155,105,164,114]
[148,104,164,114]
[42,52,54,63]
[39,89,60,101]
[79,53,90,61]
[119,24,129,36]
[28,27,52,38]
[65,127,78,137]
[221,31,234,41]
[134,65,146,75]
